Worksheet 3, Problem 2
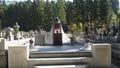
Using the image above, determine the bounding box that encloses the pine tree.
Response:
[111,0,119,15]
[65,1,73,24]
[31,0,45,30]
[44,0,55,31]
[100,0,113,25]
[93,0,101,22]
[56,0,66,24]
[72,0,86,32]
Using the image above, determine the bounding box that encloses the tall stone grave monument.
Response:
[13,22,21,40]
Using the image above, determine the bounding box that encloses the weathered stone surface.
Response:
[8,44,111,68]
[8,46,28,68]
[35,34,45,45]
[90,44,111,68]
[0,50,6,68]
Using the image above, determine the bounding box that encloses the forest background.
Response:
[0,0,119,32]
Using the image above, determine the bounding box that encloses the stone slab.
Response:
[28,57,92,68]
[34,64,88,68]
[8,46,28,68]
[35,34,45,45]
[90,43,111,68]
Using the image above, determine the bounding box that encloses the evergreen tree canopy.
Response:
[0,0,119,32]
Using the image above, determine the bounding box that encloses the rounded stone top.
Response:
[54,17,60,23]
[6,27,14,32]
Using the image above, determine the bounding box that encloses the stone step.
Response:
[33,64,88,68]
[28,57,92,65]
[29,51,92,58]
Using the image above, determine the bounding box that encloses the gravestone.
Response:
[35,34,45,45]
[29,30,35,37]
[45,17,70,45]
[14,22,21,40]
[5,27,14,41]
[19,31,24,39]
